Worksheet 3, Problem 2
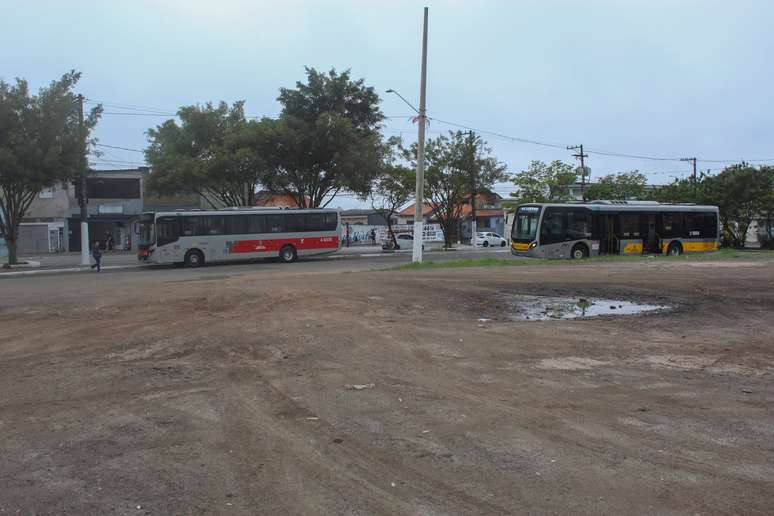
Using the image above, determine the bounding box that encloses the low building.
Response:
[398,192,507,242]
[339,209,393,226]
[18,168,147,253]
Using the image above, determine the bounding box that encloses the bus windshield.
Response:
[512,206,541,241]
[138,214,155,246]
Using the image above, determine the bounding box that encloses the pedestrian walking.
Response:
[369,228,376,245]
[90,241,103,272]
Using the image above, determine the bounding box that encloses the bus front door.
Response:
[598,214,619,255]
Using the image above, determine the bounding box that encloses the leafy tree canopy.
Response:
[510,160,576,204]
[145,101,270,208]
[0,71,101,265]
[404,131,507,246]
[371,137,415,247]
[586,171,648,201]
[262,67,386,208]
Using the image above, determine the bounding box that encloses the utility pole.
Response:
[567,144,588,201]
[412,6,429,263]
[467,131,477,247]
[681,157,697,195]
[77,94,90,265]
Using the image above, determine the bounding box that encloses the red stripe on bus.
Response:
[229,236,339,254]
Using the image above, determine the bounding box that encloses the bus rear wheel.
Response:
[571,243,589,259]
[279,245,297,263]
[184,249,204,268]
[667,242,683,256]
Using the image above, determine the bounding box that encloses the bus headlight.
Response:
[529,241,537,249]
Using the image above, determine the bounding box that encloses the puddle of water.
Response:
[505,295,669,321]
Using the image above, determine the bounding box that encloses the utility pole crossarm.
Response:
[568,144,589,201]
[680,157,698,194]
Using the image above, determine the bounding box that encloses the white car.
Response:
[384,233,424,250]
[475,232,508,247]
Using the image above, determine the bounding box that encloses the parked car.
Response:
[383,233,424,250]
[475,232,508,247]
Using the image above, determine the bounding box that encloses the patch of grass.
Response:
[382,248,774,271]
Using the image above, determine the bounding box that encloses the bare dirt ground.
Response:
[1,257,773,515]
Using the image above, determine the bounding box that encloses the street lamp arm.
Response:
[386,89,420,114]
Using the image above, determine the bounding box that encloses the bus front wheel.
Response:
[184,249,204,268]
[279,245,297,263]
[667,242,683,256]
[571,244,589,259]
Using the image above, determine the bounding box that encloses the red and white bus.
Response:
[137,208,341,266]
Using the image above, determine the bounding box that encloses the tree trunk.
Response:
[6,237,18,266]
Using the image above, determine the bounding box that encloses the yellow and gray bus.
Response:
[511,201,720,259]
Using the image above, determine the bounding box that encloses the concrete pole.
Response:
[412,7,429,263]
[78,94,90,265]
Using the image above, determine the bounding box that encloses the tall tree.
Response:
[647,177,697,204]
[586,171,648,201]
[405,131,506,247]
[145,101,270,208]
[262,67,385,208]
[0,71,101,265]
[700,164,768,248]
[510,160,576,203]
[757,166,774,248]
[371,137,415,248]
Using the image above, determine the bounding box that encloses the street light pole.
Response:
[77,94,90,265]
[413,7,429,263]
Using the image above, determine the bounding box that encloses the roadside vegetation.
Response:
[385,248,774,271]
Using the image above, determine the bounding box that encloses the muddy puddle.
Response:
[504,295,669,321]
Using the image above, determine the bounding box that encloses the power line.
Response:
[95,143,145,153]
[428,117,567,150]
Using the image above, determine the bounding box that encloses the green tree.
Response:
[371,138,415,248]
[647,177,697,203]
[586,171,648,201]
[405,131,507,247]
[145,101,270,208]
[700,164,769,248]
[0,71,101,265]
[510,160,576,203]
[757,166,774,248]
[262,67,385,208]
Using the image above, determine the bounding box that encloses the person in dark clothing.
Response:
[91,241,102,272]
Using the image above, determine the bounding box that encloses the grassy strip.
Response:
[384,248,774,271]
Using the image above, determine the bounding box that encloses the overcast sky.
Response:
[2,0,772,209]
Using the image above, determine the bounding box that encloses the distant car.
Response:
[475,232,508,247]
[383,233,424,250]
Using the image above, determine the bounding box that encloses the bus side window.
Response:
[567,210,591,240]
[285,214,306,232]
[205,216,225,235]
[181,217,202,236]
[661,213,683,239]
[685,213,704,238]
[225,215,248,235]
[267,215,284,233]
[323,213,338,231]
[247,215,265,234]
[157,217,180,246]
[307,213,324,231]
[702,212,718,238]
[540,208,566,245]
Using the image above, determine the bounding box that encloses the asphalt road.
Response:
[1,247,516,280]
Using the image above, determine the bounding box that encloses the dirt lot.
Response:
[1,257,773,515]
